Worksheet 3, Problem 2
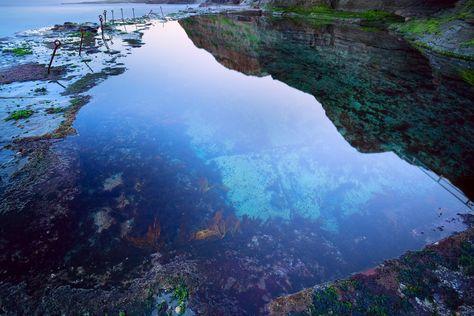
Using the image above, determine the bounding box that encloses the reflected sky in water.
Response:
[1,15,472,313]
[0,2,196,37]
[73,21,468,235]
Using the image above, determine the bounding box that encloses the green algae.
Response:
[391,0,474,60]
[69,30,94,38]
[462,39,474,47]
[63,67,125,95]
[459,241,474,276]
[172,284,189,309]
[460,69,474,86]
[34,87,48,94]
[309,282,399,316]
[270,5,397,22]
[397,18,443,35]
[70,97,84,107]
[410,40,474,61]
[5,109,33,121]
[3,46,33,56]
[45,107,65,114]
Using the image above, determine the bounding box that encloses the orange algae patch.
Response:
[193,210,240,240]
[127,217,162,249]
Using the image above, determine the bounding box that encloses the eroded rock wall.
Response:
[268,0,460,16]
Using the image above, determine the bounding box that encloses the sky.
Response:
[0,0,101,6]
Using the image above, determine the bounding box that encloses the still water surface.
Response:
[1,7,473,314]
[56,18,471,313]
[0,1,197,37]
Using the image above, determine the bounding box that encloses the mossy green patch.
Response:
[69,30,94,38]
[172,283,189,309]
[5,109,33,121]
[270,5,396,22]
[394,0,474,38]
[460,69,474,86]
[63,67,125,95]
[461,39,474,47]
[3,46,33,56]
[70,97,84,107]
[310,283,394,315]
[45,107,65,114]
[34,87,48,94]
[459,241,474,276]
[397,18,442,35]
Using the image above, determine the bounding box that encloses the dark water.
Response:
[1,12,473,315]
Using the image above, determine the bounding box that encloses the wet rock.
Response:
[62,67,126,96]
[51,22,98,34]
[267,228,474,315]
[93,208,115,233]
[0,63,66,84]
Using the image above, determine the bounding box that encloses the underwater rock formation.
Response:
[180,13,474,200]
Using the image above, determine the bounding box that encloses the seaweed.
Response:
[459,241,474,276]
[269,5,399,23]
[460,69,474,86]
[5,109,33,121]
[3,46,33,56]
[34,87,48,94]
[45,107,65,114]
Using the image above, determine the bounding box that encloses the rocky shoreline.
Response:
[0,4,472,316]
[267,219,474,315]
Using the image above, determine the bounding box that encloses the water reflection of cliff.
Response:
[180,13,474,201]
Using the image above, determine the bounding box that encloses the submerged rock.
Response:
[103,172,123,191]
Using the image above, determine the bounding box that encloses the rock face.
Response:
[267,226,474,315]
[180,13,474,200]
[268,0,459,16]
